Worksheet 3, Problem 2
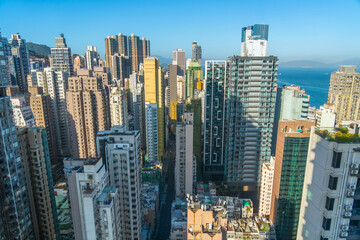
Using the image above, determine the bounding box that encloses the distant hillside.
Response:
[27,42,51,59]
[280,58,360,68]
[154,55,172,68]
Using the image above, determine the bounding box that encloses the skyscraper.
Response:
[28,86,59,171]
[97,126,142,239]
[84,46,100,70]
[111,53,130,83]
[204,56,278,204]
[51,34,73,75]
[110,85,128,129]
[327,65,360,123]
[129,34,142,73]
[129,80,146,151]
[9,94,36,128]
[66,69,109,158]
[105,33,128,68]
[175,112,195,198]
[272,85,310,155]
[64,157,120,240]
[145,102,159,162]
[0,34,34,238]
[297,127,360,240]
[270,120,314,240]
[173,49,186,76]
[241,24,269,57]
[185,60,203,99]
[9,34,30,93]
[17,127,59,240]
[142,37,150,61]
[191,41,202,65]
[36,68,70,156]
[185,98,202,179]
[144,57,165,161]
[168,64,178,118]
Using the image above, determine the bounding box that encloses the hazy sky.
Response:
[1,0,360,62]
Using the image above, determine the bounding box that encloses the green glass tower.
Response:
[275,136,311,239]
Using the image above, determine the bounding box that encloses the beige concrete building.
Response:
[105,33,128,68]
[28,86,59,169]
[66,69,109,158]
[259,156,275,217]
[328,66,360,123]
[17,127,59,240]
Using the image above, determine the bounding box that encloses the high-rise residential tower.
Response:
[51,34,73,75]
[297,127,360,240]
[64,157,120,240]
[144,57,165,162]
[270,120,315,240]
[110,85,128,129]
[84,46,100,70]
[327,65,360,124]
[142,37,150,61]
[105,33,128,68]
[111,53,130,83]
[97,126,142,240]
[185,60,203,99]
[241,24,269,57]
[191,41,202,65]
[272,85,310,155]
[129,34,142,73]
[9,34,30,93]
[17,127,59,240]
[36,68,70,156]
[175,112,196,198]
[0,33,34,238]
[204,56,278,205]
[173,49,186,76]
[66,69,109,158]
[28,86,59,171]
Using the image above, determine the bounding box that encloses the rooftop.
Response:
[315,127,360,143]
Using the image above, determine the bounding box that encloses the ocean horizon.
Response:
[277,67,337,108]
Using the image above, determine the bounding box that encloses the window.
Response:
[328,176,338,190]
[322,217,331,230]
[320,237,329,240]
[331,151,342,168]
[325,197,334,211]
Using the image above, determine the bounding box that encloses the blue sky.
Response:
[1,0,360,62]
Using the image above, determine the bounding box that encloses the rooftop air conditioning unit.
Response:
[347,191,355,197]
[345,205,353,211]
[341,225,349,231]
[344,212,352,217]
[340,231,349,237]
[350,169,359,175]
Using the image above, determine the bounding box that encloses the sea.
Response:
[276,67,337,108]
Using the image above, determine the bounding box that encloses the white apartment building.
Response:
[110,86,128,129]
[64,158,120,240]
[36,67,69,155]
[259,156,275,217]
[145,102,158,162]
[97,126,142,240]
[297,128,360,240]
[316,103,336,128]
[175,112,196,198]
[10,95,36,127]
